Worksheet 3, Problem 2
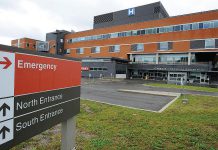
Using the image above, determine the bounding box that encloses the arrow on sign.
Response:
[0,57,12,69]
[0,103,10,117]
[0,126,10,139]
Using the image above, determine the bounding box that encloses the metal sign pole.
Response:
[61,116,76,150]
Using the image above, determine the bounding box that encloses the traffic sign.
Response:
[0,46,81,150]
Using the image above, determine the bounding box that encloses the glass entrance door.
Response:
[168,72,187,85]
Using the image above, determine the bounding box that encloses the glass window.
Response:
[102,34,110,39]
[214,20,218,28]
[137,30,141,35]
[159,42,169,50]
[111,33,118,38]
[126,31,132,36]
[92,36,97,40]
[118,32,122,37]
[199,23,203,29]
[96,35,101,40]
[192,23,199,30]
[132,30,137,36]
[97,68,102,71]
[123,32,127,37]
[118,32,126,37]
[203,21,213,29]
[156,28,159,33]
[141,30,145,35]
[183,24,191,31]
[147,28,153,34]
[134,55,156,64]
[144,29,148,34]
[137,44,144,50]
[66,49,71,54]
[91,47,100,53]
[173,25,181,31]
[205,39,215,48]
[165,26,173,32]
[131,44,144,51]
[152,28,157,34]
[159,54,188,64]
[96,47,100,53]
[159,27,165,33]
[76,48,84,54]
[109,45,120,52]
[65,20,218,44]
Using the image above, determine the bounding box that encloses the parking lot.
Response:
[81,79,176,112]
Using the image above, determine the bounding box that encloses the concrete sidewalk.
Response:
[118,89,180,97]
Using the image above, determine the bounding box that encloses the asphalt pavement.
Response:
[81,79,176,112]
[81,79,218,112]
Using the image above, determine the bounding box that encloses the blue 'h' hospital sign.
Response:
[128,8,135,16]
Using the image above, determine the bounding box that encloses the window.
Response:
[159,42,172,50]
[152,28,157,34]
[159,27,165,33]
[109,45,120,52]
[26,43,29,47]
[132,55,156,64]
[66,49,71,54]
[173,25,181,31]
[126,31,132,36]
[131,44,144,51]
[96,35,102,40]
[111,33,118,38]
[118,32,126,37]
[199,23,203,29]
[205,39,215,48]
[141,30,145,35]
[190,40,205,49]
[137,30,141,35]
[137,44,144,50]
[214,20,218,28]
[90,67,107,71]
[68,20,218,43]
[91,47,100,53]
[102,34,110,39]
[132,30,137,36]
[159,54,188,64]
[165,26,173,32]
[76,48,84,54]
[203,21,213,29]
[183,24,191,31]
[192,23,199,30]
[147,28,153,34]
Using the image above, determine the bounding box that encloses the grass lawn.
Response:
[144,83,218,93]
[13,95,218,150]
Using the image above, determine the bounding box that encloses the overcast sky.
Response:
[0,0,217,45]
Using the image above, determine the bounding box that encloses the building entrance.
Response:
[168,72,187,85]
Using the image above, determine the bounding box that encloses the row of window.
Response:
[131,54,189,64]
[90,67,108,71]
[67,38,217,54]
[67,20,218,43]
